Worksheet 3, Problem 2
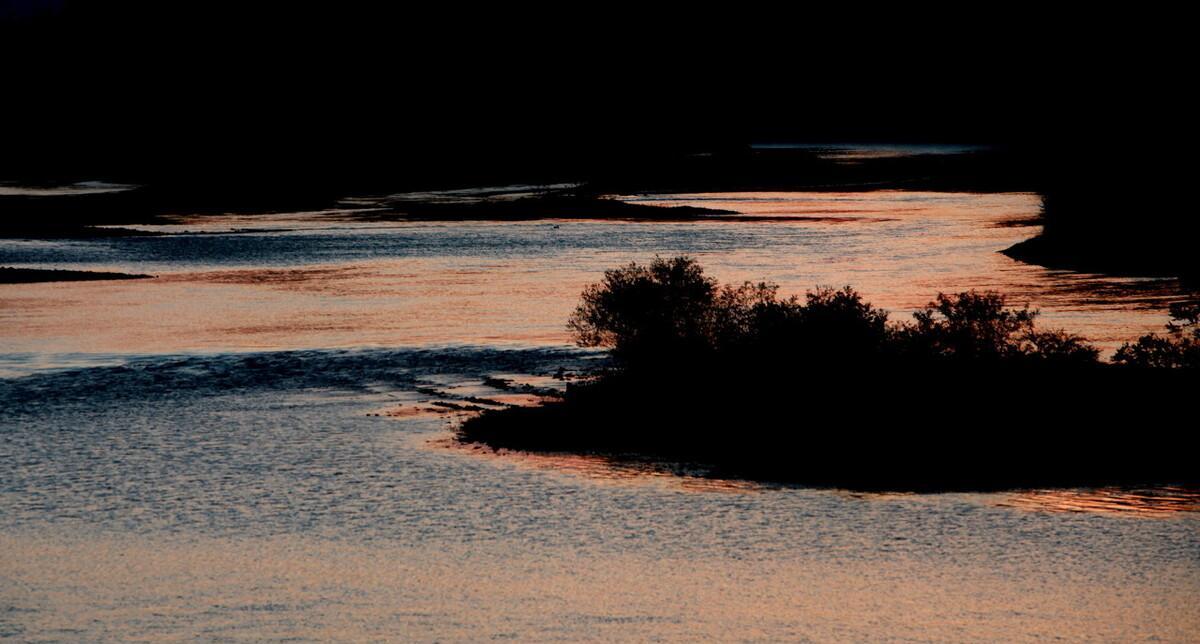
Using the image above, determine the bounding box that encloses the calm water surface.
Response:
[0,192,1191,365]
[2,191,1197,641]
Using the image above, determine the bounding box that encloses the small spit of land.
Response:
[0,183,737,241]
[374,190,737,221]
[1002,183,1199,284]
[0,266,153,284]
[460,257,1199,491]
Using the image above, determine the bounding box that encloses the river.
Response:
[2,190,1196,641]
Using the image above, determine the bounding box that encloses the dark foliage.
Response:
[895,291,1099,365]
[568,257,720,361]
[567,256,1097,368]
[461,258,1196,490]
[1113,303,1200,369]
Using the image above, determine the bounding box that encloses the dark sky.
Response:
[2,4,1190,180]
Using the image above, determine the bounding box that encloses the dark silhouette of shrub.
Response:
[462,258,1195,490]
[568,256,899,368]
[568,256,720,362]
[706,280,791,351]
[792,286,892,360]
[567,256,1097,368]
[1113,302,1200,369]
[895,291,1099,365]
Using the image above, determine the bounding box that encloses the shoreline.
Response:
[361,192,738,221]
[0,266,154,284]
[1004,234,1199,284]
[458,257,1199,492]
[458,367,1200,492]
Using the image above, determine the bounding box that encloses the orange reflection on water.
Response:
[441,439,761,493]
[1000,486,1200,517]
[1,192,1193,363]
[6,527,1196,642]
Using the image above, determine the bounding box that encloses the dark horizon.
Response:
[4,1,1193,184]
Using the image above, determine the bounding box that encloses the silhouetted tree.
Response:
[1113,302,1200,369]
[462,259,1195,490]
[569,258,1100,368]
[895,291,1098,365]
[568,256,718,361]
[795,286,891,360]
[567,257,891,365]
[707,280,794,351]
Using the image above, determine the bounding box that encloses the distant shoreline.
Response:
[1003,234,1198,285]
[3,142,1195,285]
[0,189,738,240]
[358,192,739,221]
[0,267,153,284]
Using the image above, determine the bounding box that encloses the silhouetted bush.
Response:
[568,256,721,361]
[786,286,892,361]
[895,291,1099,365]
[1113,303,1200,369]
[567,256,1098,368]
[462,257,1196,490]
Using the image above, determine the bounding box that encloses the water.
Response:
[0,192,1190,364]
[749,142,987,161]
[2,191,1198,640]
[0,181,137,197]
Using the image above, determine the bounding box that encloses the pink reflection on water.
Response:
[1000,486,1200,517]
[440,438,761,494]
[0,191,1192,361]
